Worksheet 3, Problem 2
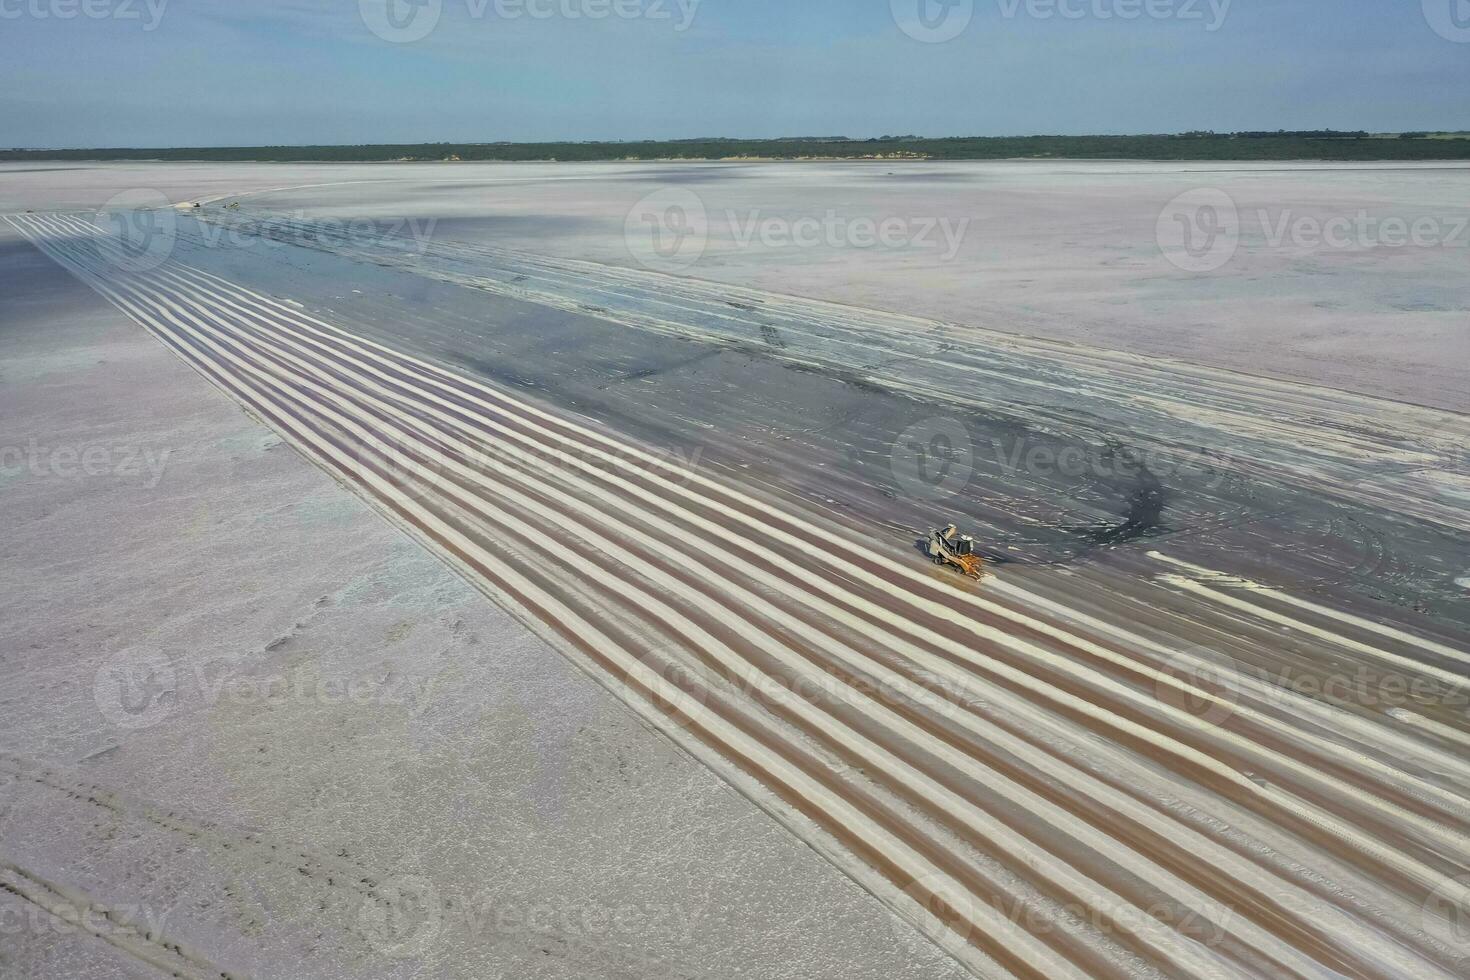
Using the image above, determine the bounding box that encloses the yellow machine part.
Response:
[954,554,985,578]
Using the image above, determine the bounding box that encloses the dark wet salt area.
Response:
[163,213,1470,633]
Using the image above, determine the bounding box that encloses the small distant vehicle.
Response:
[926,524,985,579]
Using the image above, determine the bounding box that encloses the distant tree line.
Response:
[1228,130,1370,139]
[6,132,1470,163]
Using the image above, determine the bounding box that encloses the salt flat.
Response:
[6,159,1467,410]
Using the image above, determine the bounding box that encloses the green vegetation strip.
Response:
[6,133,1470,163]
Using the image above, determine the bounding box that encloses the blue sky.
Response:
[3,0,1468,148]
